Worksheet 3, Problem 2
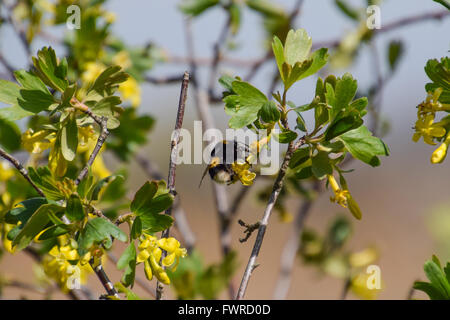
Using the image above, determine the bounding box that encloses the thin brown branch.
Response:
[313,10,450,50]
[74,114,109,185]
[238,219,261,243]
[68,100,118,298]
[0,147,45,197]
[145,74,186,85]
[236,137,305,300]
[184,17,234,298]
[156,71,190,300]
[90,258,119,299]
[135,154,196,252]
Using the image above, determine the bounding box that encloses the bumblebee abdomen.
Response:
[209,164,236,185]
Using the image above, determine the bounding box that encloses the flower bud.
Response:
[431,142,448,164]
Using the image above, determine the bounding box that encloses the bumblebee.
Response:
[199,140,254,186]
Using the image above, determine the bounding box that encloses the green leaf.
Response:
[0,79,21,105]
[334,0,360,20]
[295,166,313,180]
[140,212,174,234]
[388,40,404,72]
[37,224,70,240]
[60,113,78,161]
[289,147,311,169]
[130,181,158,216]
[89,175,124,202]
[339,126,389,167]
[17,89,56,114]
[91,96,122,129]
[115,282,141,300]
[13,204,64,250]
[5,198,48,225]
[283,59,313,90]
[0,118,21,152]
[423,259,450,299]
[28,167,65,200]
[424,57,450,104]
[296,48,329,82]
[117,243,136,287]
[413,281,447,300]
[325,115,363,141]
[86,66,128,101]
[131,217,142,240]
[32,47,68,92]
[259,101,280,123]
[145,193,174,216]
[332,73,358,119]
[223,80,268,128]
[272,36,285,81]
[66,193,85,222]
[14,70,51,93]
[77,218,127,255]
[284,29,312,66]
[311,151,332,180]
[433,0,450,10]
[273,130,298,144]
[179,0,220,16]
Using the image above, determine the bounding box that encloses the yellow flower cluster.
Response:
[41,236,94,292]
[137,234,187,285]
[413,88,450,164]
[21,125,110,179]
[327,174,362,220]
[231,162,256,186]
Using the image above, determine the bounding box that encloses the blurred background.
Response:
[1,0,450,300]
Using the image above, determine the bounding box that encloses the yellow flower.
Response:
[112,51,132,70]
[412,114,446,145]
[0,161,14,181]
[119,77,141,107]
[81,62,106,84]
[137,234,187,285]
[22,129,55,154]
[278,206,293,223]
[104,11,117,24]
[158,238,187,271]
[431,134,450,164]
[349,247,378,268]
[418,88,450,116]
[327,175,362,220]
[48,146,67,177]
[1,223,17,254]
[231,162,256,186]
[42,237,93,292]
[350,273,380,300]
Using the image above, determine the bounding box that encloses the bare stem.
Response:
[236,138,305,300]
[156,71,190,300]
[0,147,45,197]
[90,258,119,299]
[73,102,109,185]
